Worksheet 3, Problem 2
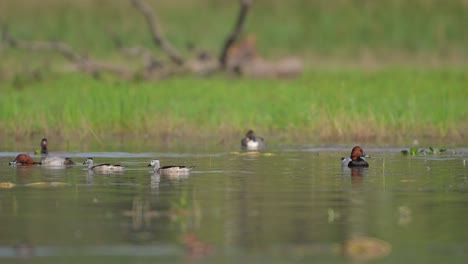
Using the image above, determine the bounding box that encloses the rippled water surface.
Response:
[0,146,467,263]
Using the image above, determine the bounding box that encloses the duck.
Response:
[41,156,75,166]
[36,138,75,166]
[9,154,41,166]
[83,157,125,172]
[241,130,265,150]
[341,146,370,168]
[9,153,75,166]
[40,138,48,155]
[148,159,193,176]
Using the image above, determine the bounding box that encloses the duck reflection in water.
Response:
[350,167,366,186]
[183,232,215,262]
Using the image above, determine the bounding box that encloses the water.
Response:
[0,147,467,263]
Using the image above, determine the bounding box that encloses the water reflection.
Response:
[0,148,466,263]
[338,165,392,260]
[123,196,158,242]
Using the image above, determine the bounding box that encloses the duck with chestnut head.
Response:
[341,146,370,168]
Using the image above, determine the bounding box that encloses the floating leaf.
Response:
[328,208,340,223]
[338,237,391,261]
[401,147,447,155]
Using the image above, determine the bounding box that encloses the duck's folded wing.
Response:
[161,165,181,169]
[92,163,111,169]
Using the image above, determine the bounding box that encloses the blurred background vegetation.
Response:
[1,0,467,67]
[0,0,466,146]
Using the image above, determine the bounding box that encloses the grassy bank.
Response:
[0,69,466,146]
[0,1,467,147]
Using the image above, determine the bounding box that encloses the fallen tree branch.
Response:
[219,0,253,68]
[3,28,134,79]
[10,40,81,62]
[131,0,184,65]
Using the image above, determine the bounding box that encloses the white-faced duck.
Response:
[148,159,193,176]
[83,158,125,172]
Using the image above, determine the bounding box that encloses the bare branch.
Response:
[77,60,134,79]
[131,0,184,65]
[4,31,134,79]
[14,41,81,62]
[219,0,253,68]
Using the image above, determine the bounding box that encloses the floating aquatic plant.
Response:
[401,147,446,155]
[337,237,392,261]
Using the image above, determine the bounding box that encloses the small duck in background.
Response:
[83,158,125,172]
[40,138,48,155]
[9,154,41,166]
[148,160,193,176]
[34,138,48,156]
[341,146,370,168]
[241,130,265,150]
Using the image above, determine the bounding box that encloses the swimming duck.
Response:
[148,160,193,176]
[36,138,75,166]
[341,146,370,168]
[9,153,74,166]
[9,154,41,165]
[41,156,75,166]
[241,130,265,150]
[83,158,125,172]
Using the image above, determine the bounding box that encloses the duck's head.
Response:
[64,158,75,165]
[350,146,370,161]
[83,157,93,165]
[40,138,48,154]
[246,130,256,140]
[148,160,160,167]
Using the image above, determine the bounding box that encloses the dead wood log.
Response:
[222,34,303,78]
[131,0,184,65]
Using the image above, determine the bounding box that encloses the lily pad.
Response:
[401,147,447,155]
[338,237,391,261]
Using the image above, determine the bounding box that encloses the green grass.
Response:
[1,69,466,146]
[0,0,467,147]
